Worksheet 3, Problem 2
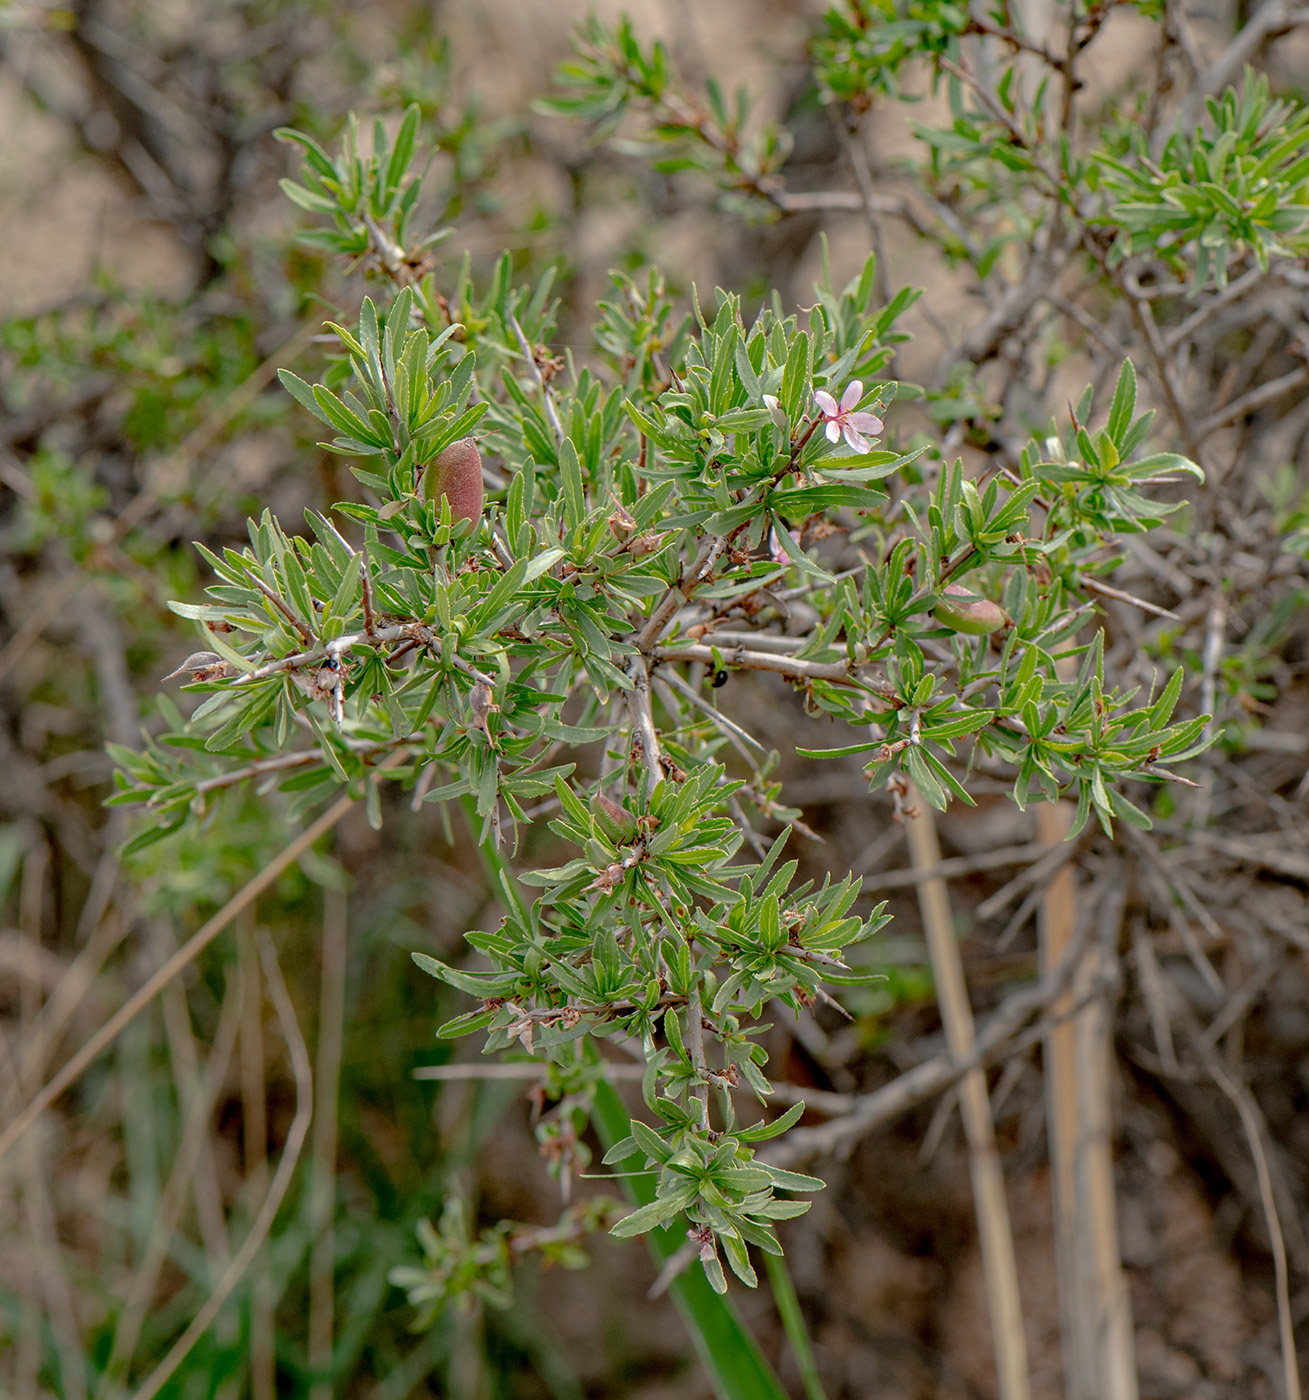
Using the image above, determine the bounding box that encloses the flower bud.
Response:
[933,583,1008,635]
[161,651,235,682]
[469,679,496,731]
[762,394,788,435]
[423,437,484,526]
[590,792,639,845]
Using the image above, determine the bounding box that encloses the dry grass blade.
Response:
[859,841,1049,894]
[157,941,231,1269]
[1040,810,1137,1400]
[238,917,276,1400]
[13,840,87,1400]
[0,789,355,1165]
[127,929,313,1400]
[1203,1057,1302,1400]
[98,967,244,1396]
[905,788,1031,1400]
[22,893,130,1083]
[309,890,348,1400]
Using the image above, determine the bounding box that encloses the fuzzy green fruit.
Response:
[590,792,639,845]
[423,437,484,525]
[933,583,1007,635]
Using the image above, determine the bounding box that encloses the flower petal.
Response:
[826,420,842,443]
[840,380,863,412]
[842,425,869,453]
[850,412,883,436]
[813,390,839,417]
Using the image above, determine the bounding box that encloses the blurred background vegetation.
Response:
[3,0,1309,1397]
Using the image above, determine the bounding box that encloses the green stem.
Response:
[764,1250,828,1400]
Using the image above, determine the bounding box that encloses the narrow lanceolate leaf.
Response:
[1107,359,1137,444]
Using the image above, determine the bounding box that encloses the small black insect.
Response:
[710,669,729,688]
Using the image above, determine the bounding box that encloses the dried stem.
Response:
[905,789,1031,1400]
[1204,1056,1302,1400]
[509,312,564,445]
[237,915,275,1400]
[0,786,358,1163]
[309,890,348,1400]
[622,651,664,780]
[100,967,243,1395]
[127,930,312,1400]
[637,535,727,652]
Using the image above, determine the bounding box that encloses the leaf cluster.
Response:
[1095,69,1309,289]
[115,89,1214,1305]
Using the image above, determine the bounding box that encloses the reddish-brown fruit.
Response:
[590,792,639,845]
[423,437,484,526]
[933,582,1008,635]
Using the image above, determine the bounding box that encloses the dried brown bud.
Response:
[469,679,496,730]
[608,502,637,540]
[933,583,1008,635]
[625,529,668,558]
[423,437,484,526]
[161,651,236,683]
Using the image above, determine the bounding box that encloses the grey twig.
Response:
[1196,365,1309,437]
[1164,265,1270,351]
[859,842,1052,894]
[622,652,664,779]
[764,914,1098,1167]
[652,641,899,698]
[509,313,564,445]
[636,535,727,652]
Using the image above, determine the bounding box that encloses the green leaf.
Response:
[384,104,421,199]
[1107,360,1137,444]
[559,437,586,528]
[736,1101,805,1142]
[780,330,811,425]
[759,1163,825,1192]
[278,369,332,426]
[279,180,338,214]
[796,740,884,759]
[609,1192,694,1237]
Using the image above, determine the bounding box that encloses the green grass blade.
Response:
[591,1081,789,1400]
[764,1249,827,1400]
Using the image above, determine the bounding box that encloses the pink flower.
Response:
[769,524,800,565]
[813,380,883,453]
